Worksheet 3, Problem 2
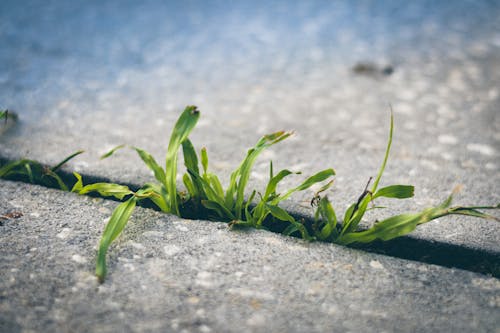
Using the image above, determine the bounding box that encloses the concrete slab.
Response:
[1,180,499,333]
[0,3,498,253]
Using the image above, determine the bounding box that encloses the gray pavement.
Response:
[1,180,499,333]
[0,1,499,332]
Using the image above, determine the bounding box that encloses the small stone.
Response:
[71,254,87,264]
[98,207,111,214]
[187,296,200,305]
[370,260,384,269]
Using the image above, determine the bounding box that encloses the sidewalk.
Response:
[1,180,499,333]
[1,1,499,332]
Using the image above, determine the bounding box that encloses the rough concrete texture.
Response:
[0,1,499,332]
[1,180,499,333]
[0,1,498,251]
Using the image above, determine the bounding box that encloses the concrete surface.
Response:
[0,0,498,252]
[1,180,499,333]
[0,1,499,332]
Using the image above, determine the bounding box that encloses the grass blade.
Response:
[266,204,295,223]
[24,163,34,183]
[165,106,200,215]
[142,183,169,212]
[187,169,224,205]
[100,145,126,159]
[277,168,335,203]
[201,199,236,220]
[132,147,166,186]
[371,110,393,193]
[0,110,18,123]
[182,139,200,175]
[315,196,338,240]
[201,147,209,175]
[263,169,295,200]
[225,131,293,219]
[72,172,135,200]
[43,168,69,191]
[337,193,499,245]
[373,185,414,200]
[338,212,421,245]
[51,150,85,172]
[96,197,137,282]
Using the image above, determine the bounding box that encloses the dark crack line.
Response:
[1,156,499,278]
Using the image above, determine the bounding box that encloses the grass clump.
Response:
[0,106,498,282]
[68,106,499,282]
[0,151,84,190]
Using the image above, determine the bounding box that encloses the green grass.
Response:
[0,151,84,190]
[0,109,18,123]
[70,106,498,282]
[1,106,498,282]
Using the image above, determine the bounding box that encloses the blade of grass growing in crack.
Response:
[372,185,414,200]
[51,150,85,172]
[133,147,167,187]
[314,196,338,241]
[165,106,200,215]
[101,145,167,187]
[96,197,137,282]
[100,145,126,159]
[225,131,292,219]
[72,172,133,200]
[341,112,397,235]
[273,169,335,204]
[0,110,18,124]
[336,194,499,245]
[182,139,205,201]
[0,110,7,122]
[55,105,497,282]
[0,151,83,190]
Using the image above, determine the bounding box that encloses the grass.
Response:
[1,109,85,189]
[1,106,498,282]
[0,153,84,190]
[70,106,499,282]
[0,109,18,123]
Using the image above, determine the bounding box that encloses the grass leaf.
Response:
[371,110,393,193]
[201,199,236,220]
[373,185,414,200]
[165,106,200,215]
[100,145,126,159]
[51,150,85,172]
[316,196,338,240]
[96,197,137,282]
[266,204,295,223]
[201,147,209,175]
[77,182,133,200]
[277,168,335,203]
[132,147,166,186]
[43,168,69,191]
[225,131,293,219]
[263,169,294,200]
[182,139,200,175]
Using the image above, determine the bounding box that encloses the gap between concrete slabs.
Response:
[0,158,500,278]
[1,0,499,274]
[1,179,499,333]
